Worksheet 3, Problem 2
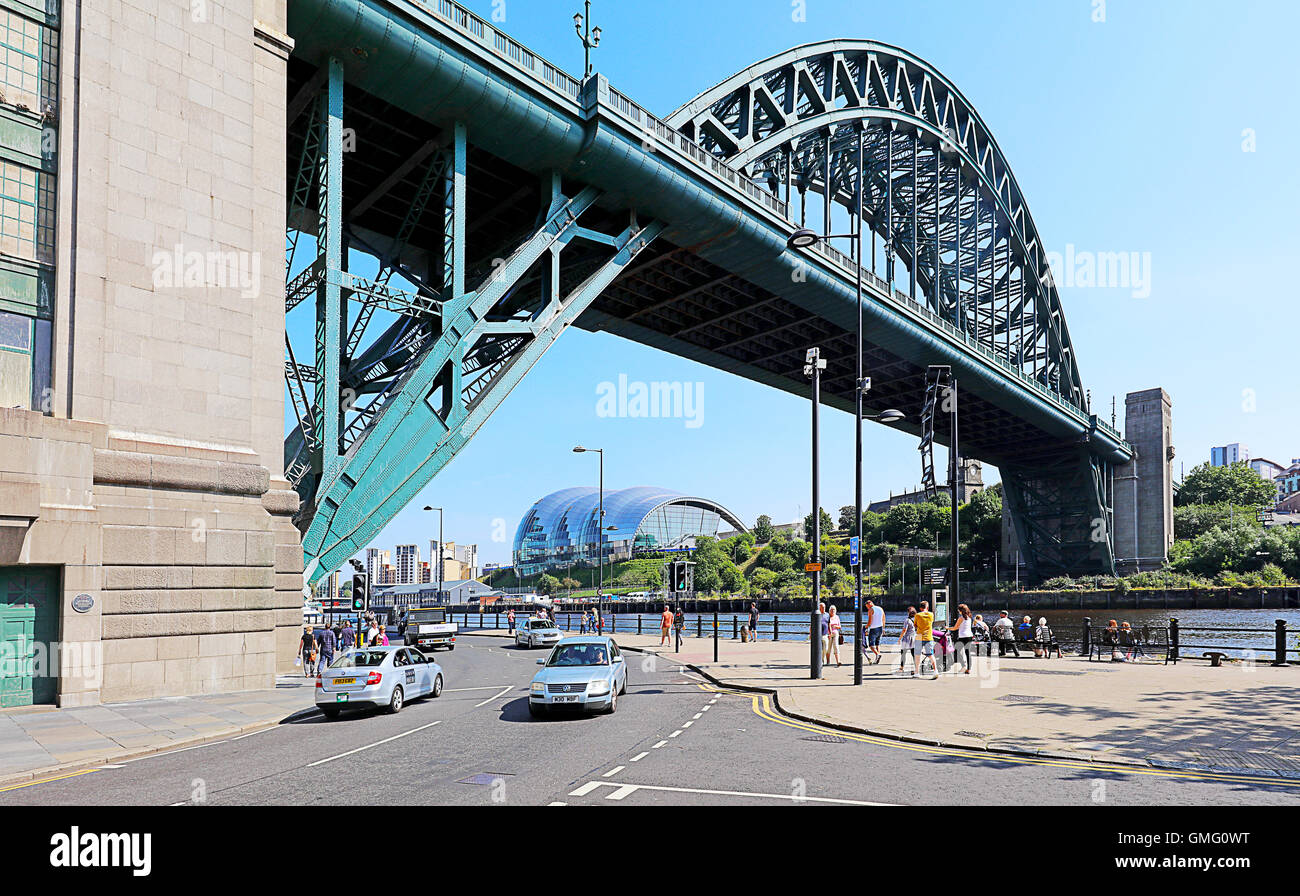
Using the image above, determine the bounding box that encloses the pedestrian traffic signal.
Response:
[674,561,687,591]
[351,573,368,612]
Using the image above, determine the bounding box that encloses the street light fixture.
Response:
[573,2,602,77]
[422,505,444,601]
[573,446,607,622]
[785,130,908,686]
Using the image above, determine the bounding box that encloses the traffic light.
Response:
[351,573,369,612]
[674,561,687,592]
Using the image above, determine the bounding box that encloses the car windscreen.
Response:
[328,650,388,669]
[529,620,553,630]
[546,644,609,667]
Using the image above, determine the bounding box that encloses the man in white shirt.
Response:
[863,600,886,665]
[993,610,1020,657]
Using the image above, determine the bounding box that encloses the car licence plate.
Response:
[335,694,349,703]
[553,695,579,703]
[333,677,356,685]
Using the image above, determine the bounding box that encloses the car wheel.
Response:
[448,645,455,651]
[321,706,341,720]
[528,703,546,718]
[606,686,617,714]
[432,674,443,698]
[387,686,404,714]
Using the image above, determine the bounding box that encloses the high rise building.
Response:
[418,562,431,584]
[395,544,420,585]
[1210,443,1248,467]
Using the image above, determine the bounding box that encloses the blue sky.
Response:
[315,0,1300,568]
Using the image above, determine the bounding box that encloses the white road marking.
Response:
[669,730,683,738]
[548,802,567,806]
[682,721,694,728]
[446,686,514,692]
[574,780,897,806]
[473,685,514,708]
[307,720,442,767]
[629,752,649,762]
[692,713,703,720]
[701,705,711,712]
[603,766,625,777]
[652,740,667,749]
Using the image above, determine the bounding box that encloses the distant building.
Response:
[1250,457,1286,484]
[378,564,396,586]
[418,562,431,584]
[394,544,420,585]
[365,548,388,584]
[867,459,984,514]
[1210,443,1249,467]
[1278,460,1300,503]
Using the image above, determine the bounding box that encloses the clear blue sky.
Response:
[318,0,1300,569]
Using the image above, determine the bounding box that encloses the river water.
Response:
[581,608,1300,659]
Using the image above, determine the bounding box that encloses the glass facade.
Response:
[0,0,56,414]
[512,486,745,576]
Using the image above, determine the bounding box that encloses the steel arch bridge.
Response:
[283,0,1132,586]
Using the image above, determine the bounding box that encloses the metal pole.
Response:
[949,376,960,615]
[598,449,604,626]
[854,129,865,687]
[811,351,823,680]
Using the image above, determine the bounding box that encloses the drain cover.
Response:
[800,734,850,744]
[954,730,988,738]
[998,694,1044,703]
[458,773,515,785]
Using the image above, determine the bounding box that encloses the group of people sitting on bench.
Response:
[1095,619,1145,661]
[990,611,1062,658]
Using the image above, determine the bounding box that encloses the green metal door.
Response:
[0,566,59,707]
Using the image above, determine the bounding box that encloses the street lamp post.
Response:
[573,446,606,624]
[786,139,905,685]
[573,2,602,78]
[804,348,826,680]
[423,505,443,601]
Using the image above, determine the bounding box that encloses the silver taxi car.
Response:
[528,637,627,717]
[515,616,563,650]
[316,646,443,719]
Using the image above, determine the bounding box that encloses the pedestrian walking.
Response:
[377,625,390,646]
[915,600,936,677]
[366,619,380,646]
[660,605,673,646]
[864,599,885,665]
[748,602,760,643]
[299,625,316,677]
[579,609,589,634]
[317,623,337,675]
[339,620,355,651]
[507,608,516,634]
[947,603,974,674]
[827,605,842,667]
[673,607,684,649]
[897,607,919,676]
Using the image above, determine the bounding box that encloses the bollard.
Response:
[1081,616,1092,658]
[697,615,703,638]
[1169,618,1179,665]
[733,615,738,639]
[1274,619,1288,667]
[638,615,643,635]
[773,617,780,641]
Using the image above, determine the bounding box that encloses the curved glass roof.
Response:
[512,486,746,575]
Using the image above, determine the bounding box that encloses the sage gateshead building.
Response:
[512,487,747,576]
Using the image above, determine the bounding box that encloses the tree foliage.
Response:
[1176,462,1276,508]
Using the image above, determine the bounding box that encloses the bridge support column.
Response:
[1112,389,1174,574]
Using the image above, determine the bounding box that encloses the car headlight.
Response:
[587,679,610,696]
[530,681,545,694]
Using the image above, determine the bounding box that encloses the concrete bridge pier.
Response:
[1112,388,1175,574]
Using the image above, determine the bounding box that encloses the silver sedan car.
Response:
[515,616,563,649]
[316,646,444,718]
[528,637,628,717]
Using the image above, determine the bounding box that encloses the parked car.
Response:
[316,646,443,718]
[515,616,563,650]
[528,637,627,717]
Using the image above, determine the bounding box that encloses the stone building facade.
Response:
[0,0,299,707]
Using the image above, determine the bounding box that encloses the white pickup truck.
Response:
[401,607,458,651]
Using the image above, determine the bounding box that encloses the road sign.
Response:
[849,536,859,566]
[804,562,822,572]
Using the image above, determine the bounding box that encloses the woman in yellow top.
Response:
[913,601,936,676]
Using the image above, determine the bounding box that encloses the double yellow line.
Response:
[699,683,1300,789]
